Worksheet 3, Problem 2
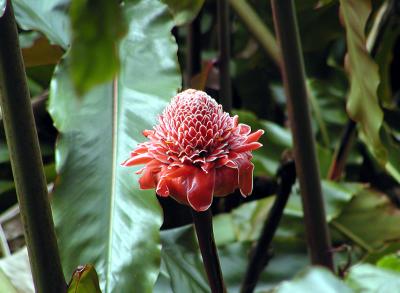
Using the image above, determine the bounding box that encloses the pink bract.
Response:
[122,89,264,211]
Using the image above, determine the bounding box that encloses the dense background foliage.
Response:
[0,0,400,292]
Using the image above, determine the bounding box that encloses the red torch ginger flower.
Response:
[122,89,264,211]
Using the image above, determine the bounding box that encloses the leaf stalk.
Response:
[0,2,66,292]
[270,0,334,270]
[217,0,232,113]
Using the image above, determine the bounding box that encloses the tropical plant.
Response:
[0,0,400,292]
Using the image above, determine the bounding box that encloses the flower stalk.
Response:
[270,0,334,270]
[0,2,66,292]
[240,160,296,293]
[192,209,226,293]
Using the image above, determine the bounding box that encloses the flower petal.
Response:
[121,153,153,166]
[239,161,254,196]
[156,177,170,197]
[138,160,162,189]
[239,123,251,135]
[214,167,238,196]
[245,129,264,143]
[232,142,262,153]
[162,165,195,179]
[187,168,215,211]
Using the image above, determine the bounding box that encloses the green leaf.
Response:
[228,196,275,243]
[347,264,400,292]
[381,125,400,183]
[286,181,364,221]
[0,142,9,164]
[377,254,400,273]
[0,269,17,293]
[0,248,34,293]
[218,241,308,292]
[0,0,5,18]
[69,0,127,94]
[233,110,287,176]
[12,0,70,48]
[160,226,209,293]
[161,0,205,26]
[333,188,400,252]
[273,267,353,293]
[363,243,400,264]
[373,4,400,109]
[159,225,309,293]
[49,1,181,292]
[235,110,332,177]
[299,2,342,52]
[339,0,386,163]
[67,265,101,293]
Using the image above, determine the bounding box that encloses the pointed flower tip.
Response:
[123,89,264,210]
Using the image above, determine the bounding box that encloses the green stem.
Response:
[217,0,232,113]
[229,0,280,66]
[0,2,66,292]
[270,0,334,270]
[192,209,226,293]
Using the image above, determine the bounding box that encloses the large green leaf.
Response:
[0,270,18,293]
[69,0,127,94]
[339,0,386,162]
[12,0,70,48]
[49,1,181,292]
[273,267,353,293]
[0,248,34,293]
[347,264,400,292]
[160,226,209,293]
[0,0,5,18]
[333,188,400,252]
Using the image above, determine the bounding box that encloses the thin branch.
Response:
[240,160,296,293]
[0,2,66,292]
[192,209,226,293]
[217,0,232,113]
[270,0,334,270]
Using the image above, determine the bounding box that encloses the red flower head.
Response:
[122,89,264,211]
